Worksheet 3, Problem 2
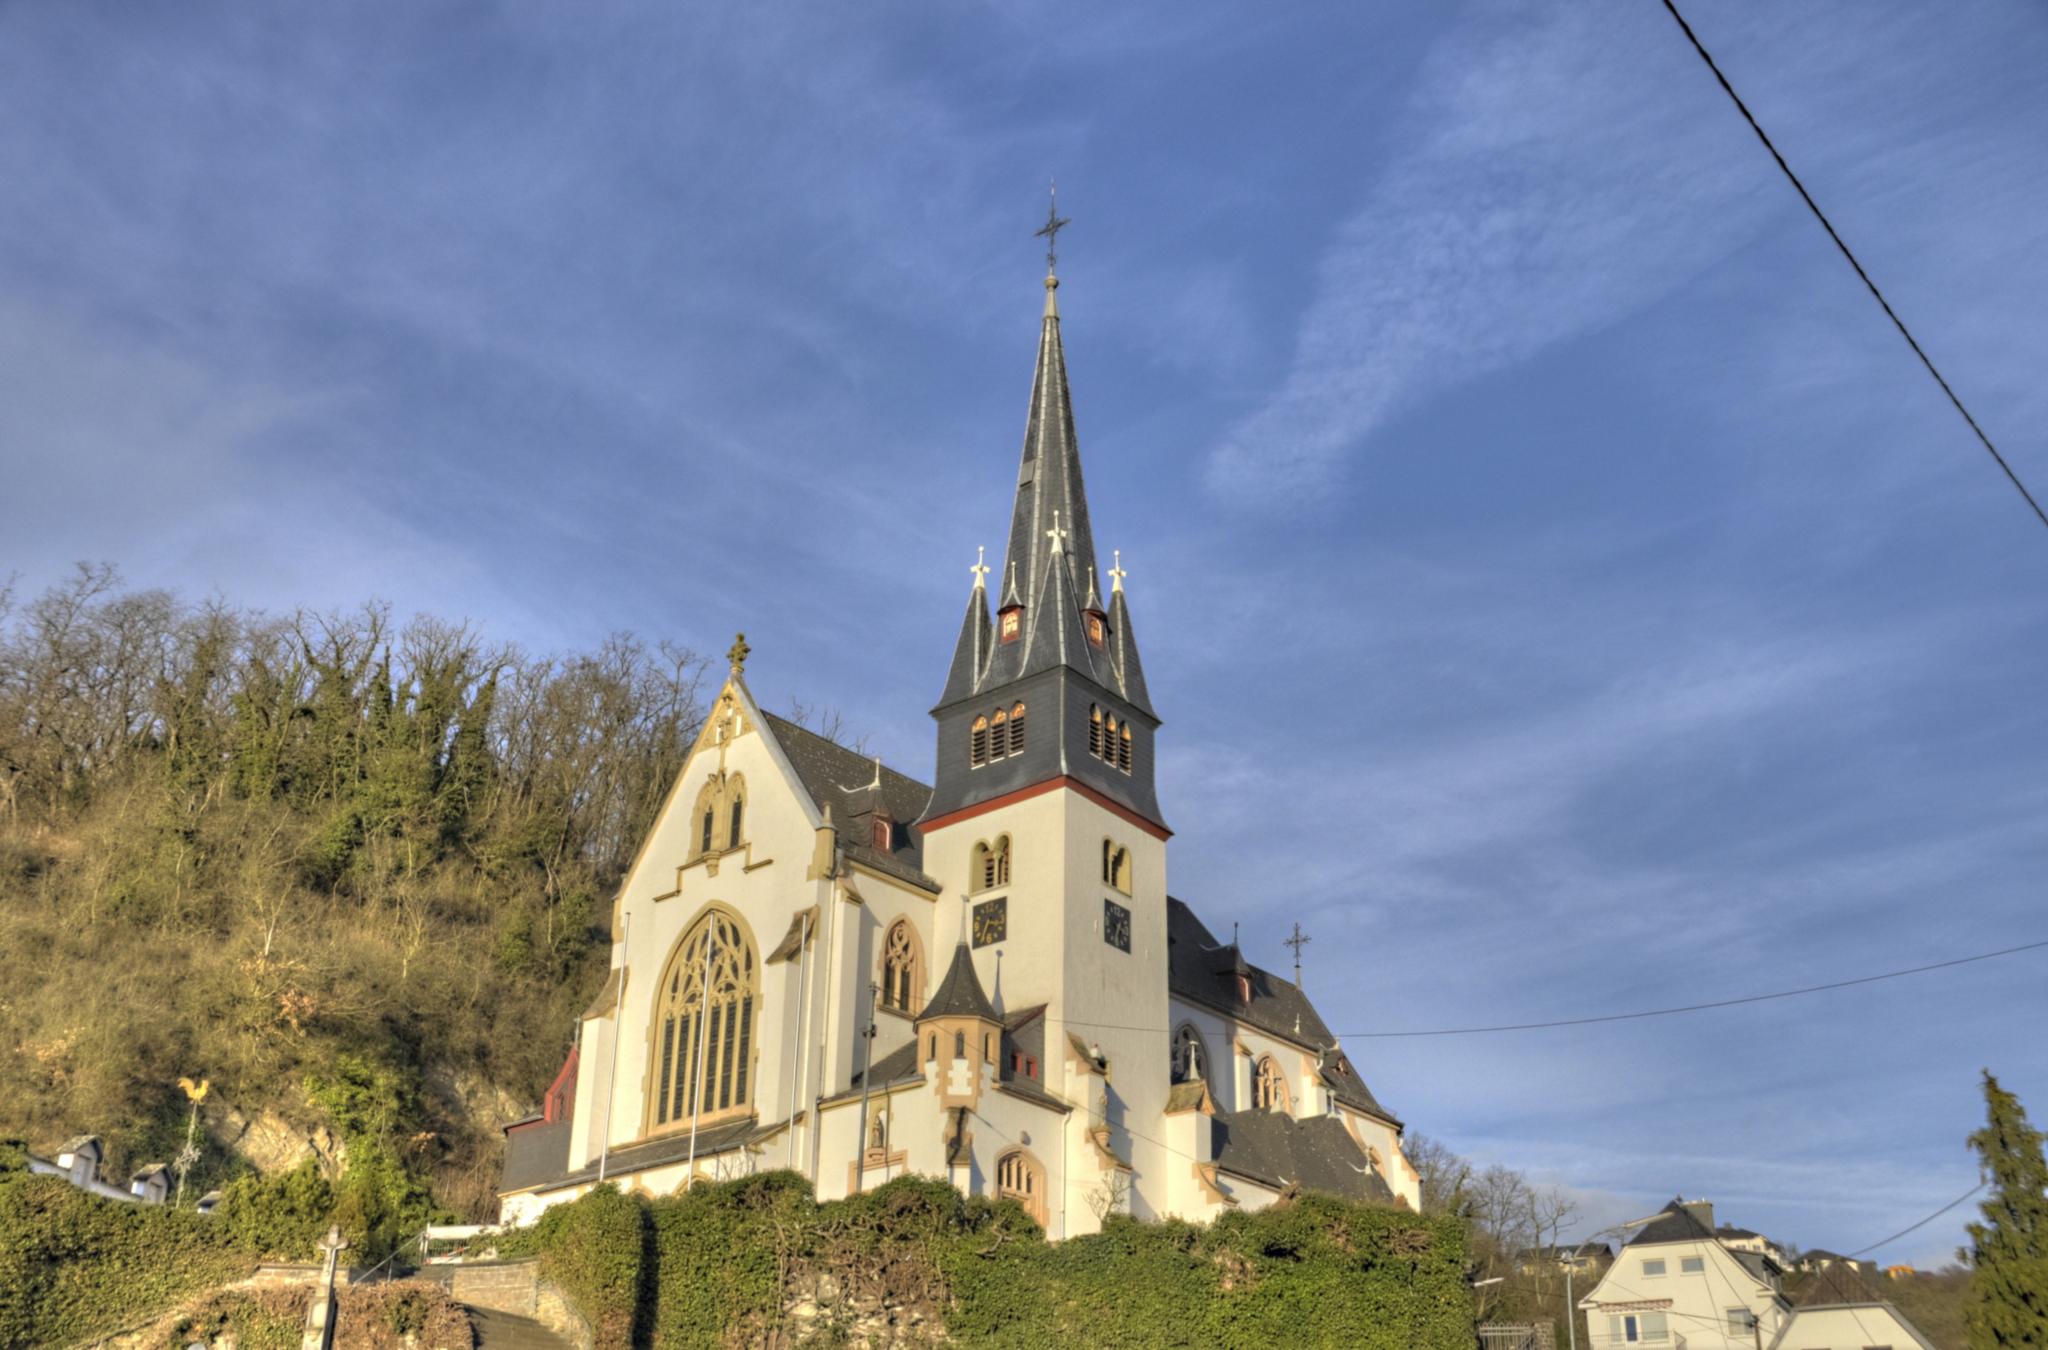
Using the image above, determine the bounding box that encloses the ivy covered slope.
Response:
[0,568,708,1221]
[498,1173,1477,1350]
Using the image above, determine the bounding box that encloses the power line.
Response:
[1845,1180,1986,1258]
[1039,935,2048,1041]
[1654,0,2048,533]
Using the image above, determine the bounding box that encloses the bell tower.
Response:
[916,200,1172,1226]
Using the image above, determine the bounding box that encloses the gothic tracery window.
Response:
[1171,1025,1208,1084]
[880,919,920,1014]
[1102,840,1131,895]
[995,1148,1045,1222]
[1254,1055,1290,1114]
[973,836,1010,892]
[649,909,758,1130]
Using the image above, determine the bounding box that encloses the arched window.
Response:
[727,796,744,848]
[995,1149,1046,1222]
[954,1030,966,1058]
[1088,705,1104,759]
[880,919,921,1014]
[692,781,719,858]
[1104,714,1118,763]
[1171,1025,1208,1084]
[975,837,1010,892]
[989,707,1008,760]
[700,808,715,855]
[1254,1056,1290,1114]
[970,715,989,768]
[649,909,759,1130]
[1118,723,1133,773]
[927,1034,937,1061]
[1010,702,1026,752]
[1102,841,1130,895]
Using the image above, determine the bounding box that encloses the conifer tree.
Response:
[1965,1070,2048,1348]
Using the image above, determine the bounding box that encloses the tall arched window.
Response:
[649,909,759,1130]
[880,919,921,1014]
[1118,723,1133,773]
[1102,840,1131,895]
[970,715,989,768]
[1010,701,1027,752]
[1088,705,1104,758]
[989,707,1008,760]
[1171,1025,1208,1084]
[973,837,1010,892]
[995,1148,1046,1222]
[1254,1056,1290,1114]
[724,776,747,850]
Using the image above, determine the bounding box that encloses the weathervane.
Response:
[1108,549,1126,594]
[1285,922,1312,987]
[970,545,989,589]
[1034,181,1070,276]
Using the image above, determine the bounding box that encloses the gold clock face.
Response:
[972,897,1007,947]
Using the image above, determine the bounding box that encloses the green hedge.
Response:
[0,1173,256,1348]
[505,1173,1473,1349]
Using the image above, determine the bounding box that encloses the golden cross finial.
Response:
[1108,549,1126,594]
[1034,181,1070,276]
[970,545,990,589]
[1045,508,1067,555]
[727,632,751,675]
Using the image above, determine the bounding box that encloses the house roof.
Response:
[1626,1198,1719,1246]
[1210,1109,1396,1206]
[1165,897,1398,1125]
[1787,1264,1885,1308]
[761,711,938,892]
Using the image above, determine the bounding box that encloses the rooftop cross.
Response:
[969,545,990,589]
[1108,548,1126,594]
[727,632,751,676]
[1285,922,1313,987]
[1033,182,1070,277]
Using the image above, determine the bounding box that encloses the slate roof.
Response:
[1165,897,1399,1125]
[761,711,937,892]
[1787,1263,1885,1308]
[847,1041,921,1095]
[500,1119,574,1192]
[920,942,1001,1024]
[532,1116,759,1194]
[1209,1109,1396,1206]
[1626,1198,1720,1247]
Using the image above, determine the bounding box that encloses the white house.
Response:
[27,1135,152,1204]
[496,257,1420,1236]
[1579,1199,1934,1350]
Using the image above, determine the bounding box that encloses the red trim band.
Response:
[919,776,1171,841]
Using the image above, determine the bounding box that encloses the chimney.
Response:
[1682,1198,1715,1232]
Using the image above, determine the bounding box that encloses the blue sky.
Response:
[4,0,2045,1266]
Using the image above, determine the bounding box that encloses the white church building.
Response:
[497,253,1420,1237]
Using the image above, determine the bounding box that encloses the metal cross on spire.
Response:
[1034,182,1070,276]
[1108,548,1127,594]
[969,545,990,589]
[1285,922,1312,987]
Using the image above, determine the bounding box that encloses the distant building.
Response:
[128,1162,172,1205]
[1796,1248,1878,1279]
[1881,1263,1915,1280]
[1577,1197,1937,1348]
[1518,1241,1614,1275]
[23,1133,164,1205]
[1715,1223,1791,1268]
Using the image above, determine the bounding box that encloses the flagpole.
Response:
[684,916,720,1189]
[598,911,627,1183]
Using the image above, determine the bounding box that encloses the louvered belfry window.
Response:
[650,910,757,1129]
[989,708,1008,760]
[970,716,989,768]
[1088,705,1104,758]
[1010,702,1026,752]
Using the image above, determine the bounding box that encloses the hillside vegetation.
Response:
[0,566,706,1232]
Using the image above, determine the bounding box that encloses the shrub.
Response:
[506,1172,1473,1350]
[0,1173,256,1347]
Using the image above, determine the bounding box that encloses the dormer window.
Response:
[1085,611,1105,646]
[1234,974,1252,1003]
[871,814,892,850]
[999,607,1023,643]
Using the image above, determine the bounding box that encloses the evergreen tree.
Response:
[1965,1070,2048,1348]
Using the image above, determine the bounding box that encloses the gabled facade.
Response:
[498,254,1418,1234]
[1579,1199,1934,1350]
